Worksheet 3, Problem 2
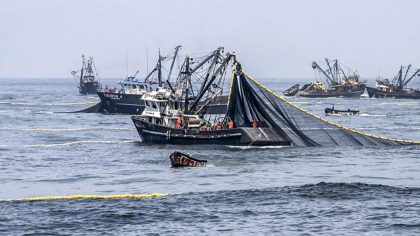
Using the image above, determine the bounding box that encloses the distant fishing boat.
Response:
[97,46,181,114]
[96,72,151,114]
[284,59,367,98]
[366,65,420,99]
[71,55,101,94]
[325,106,359,116]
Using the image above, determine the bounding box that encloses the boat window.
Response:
[145,101,149,106]
[138,85,144,90]
[152,102,157,109]
[133,85,137,89]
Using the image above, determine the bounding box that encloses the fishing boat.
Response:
[97,46,181,114]
[325,106,359,116]
[131,51,294,146]
[284,59,367,98]
[96,73,151,114]
[71,55,101,94]
[169,151,207,167]
[366,65,420,99]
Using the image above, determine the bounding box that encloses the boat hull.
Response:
[169,151,207,167]
[131,116,291,146]
[366,86,420,99]
[97,92,145,114]
[79,82,100,94]
[298,86,366,98]
[325,108,359,116]
[283,84,300,96]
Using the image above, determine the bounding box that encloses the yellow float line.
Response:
[242,71,420,145]
[17,193,168,201]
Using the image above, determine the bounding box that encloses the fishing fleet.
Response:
[71,48,420,147]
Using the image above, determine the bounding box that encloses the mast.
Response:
[187,53,234,114]
[325,58,336,84]
[166,45,181,82]
[401,65,412,88]
[197,47,223,96]
[157,50,163,87]
[80,54,86,82]
[312,61,334,84]
[143,51,164,84]
[175,50,218,90]
[182,56,191,112]
[404,69,420,87]
[397,65,403,89]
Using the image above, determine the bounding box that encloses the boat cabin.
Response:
[375,78,395,93]
[140,89,171,125]
[82,75,96,83]
[119,80,149,94]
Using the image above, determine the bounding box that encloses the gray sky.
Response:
[1,0,420,79]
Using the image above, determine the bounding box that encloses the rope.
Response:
[242,71,420,145]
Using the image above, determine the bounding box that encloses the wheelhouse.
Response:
[119,81,149,94]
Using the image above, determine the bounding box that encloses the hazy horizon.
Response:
[1,0,420,80]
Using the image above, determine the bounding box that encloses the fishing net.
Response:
[226,70,419,147]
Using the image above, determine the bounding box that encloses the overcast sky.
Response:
[1,0,420,79]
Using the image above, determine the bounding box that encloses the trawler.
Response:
[284,59,367,98]
[366,65,420,98]
[131,52,287,145]
[71,55,101,94]
[96,46,181,114]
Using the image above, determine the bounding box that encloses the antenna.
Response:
[146,47,149,75]
[125,49,128,78]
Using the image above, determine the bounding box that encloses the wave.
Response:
[24,140,135,148]
[0,101,97,106]
[190,182,420,201]
[225,145,287,150]
[44,102,98,106]
[0,101,29,105]
[0,127,132,132]
[379,102,418,106]
[359,113,387,117]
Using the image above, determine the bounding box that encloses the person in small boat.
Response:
[215,121,222,130]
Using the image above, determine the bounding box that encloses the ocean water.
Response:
[1,78,420,235]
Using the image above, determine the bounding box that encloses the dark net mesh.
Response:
[226,72,418,147]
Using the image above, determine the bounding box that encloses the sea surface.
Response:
[1,78,420,235]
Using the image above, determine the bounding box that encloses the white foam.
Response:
[225,145,287,150]
[359,114,387,117]
[24,140,135,148]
